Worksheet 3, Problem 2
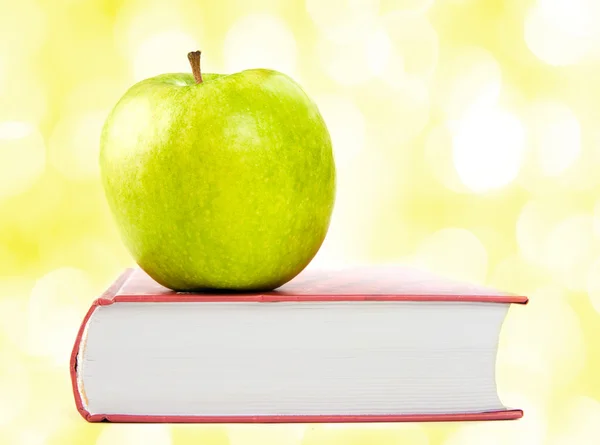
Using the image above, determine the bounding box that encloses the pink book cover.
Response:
[70,266,527,423]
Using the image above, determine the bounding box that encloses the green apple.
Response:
[100,51,336,291]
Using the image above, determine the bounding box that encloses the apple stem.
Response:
[187,51,203,84]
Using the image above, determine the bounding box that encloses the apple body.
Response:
[100,69,336,291]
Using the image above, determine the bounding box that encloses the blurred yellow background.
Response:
[1,0,600,443]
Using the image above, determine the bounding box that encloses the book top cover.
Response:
[100,266,528,305]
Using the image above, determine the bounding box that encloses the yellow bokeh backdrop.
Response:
[1,0,600,443]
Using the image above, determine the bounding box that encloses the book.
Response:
[70,266,527,423]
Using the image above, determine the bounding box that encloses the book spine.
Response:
[70,268,134,420]
[69,300,100,420]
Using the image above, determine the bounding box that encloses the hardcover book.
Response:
[70,266,527,423]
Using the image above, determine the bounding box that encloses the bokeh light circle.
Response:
[436,46,502,121]
[0,121,46,200]
[499,287,586,388]
[114,0,204,72]
[358,76,430,145]
[452,107,525,193]
[586,257,600,315]
[318,38,377,86]
[0,288,29,350]
[303,423,429,445]
[306,0,380,43]
[415,228,488,283]
[0,356,30,429]
[525,101,581,176]
[321,12,438,87]
[0,0,46,59]
[224,14,297,76]
[525,0,600,66]
[227,425,305,445]
[27,268,95,365]
[424,124,468,193]
[543,214,597,291]
[365,28,394,77]
[133,30,199,81]
[516,200,561,265]
[380,11,439,81]
[0,73,47,125]
[96,424,172,445]
[48,111,107,181]
[548,396,600,444]
[382,0,434,13]
[313,95,365,165]
[0,57,4,94]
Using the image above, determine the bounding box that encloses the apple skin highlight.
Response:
[99,51,336,291]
